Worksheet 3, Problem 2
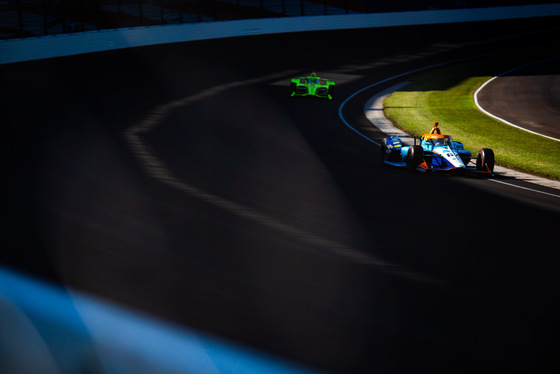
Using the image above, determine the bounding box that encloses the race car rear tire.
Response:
[328,85,335,98]
[405,145,424,172]
[476,148,495,173]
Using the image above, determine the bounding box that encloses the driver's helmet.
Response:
[308,72,319,84]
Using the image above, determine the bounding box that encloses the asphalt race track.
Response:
[476,56,560,140]
[2,17,560,373]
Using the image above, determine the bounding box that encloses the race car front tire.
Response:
[405,145,424,172]
[289,83,297,96]
[380,139,388,163]
[476,148,495,173]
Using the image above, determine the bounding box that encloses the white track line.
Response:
[490,178,560,198]
[473,56,560,142]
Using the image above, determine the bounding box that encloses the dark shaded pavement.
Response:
[2,18,560,373]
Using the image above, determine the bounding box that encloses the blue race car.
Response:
[380,133,494,175]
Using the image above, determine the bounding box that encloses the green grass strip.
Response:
[383,47,560,180]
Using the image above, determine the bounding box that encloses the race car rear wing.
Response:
[387,135,421,146]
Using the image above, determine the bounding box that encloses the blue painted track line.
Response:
[0,266,322,374]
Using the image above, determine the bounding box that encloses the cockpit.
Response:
[429,137,452,147]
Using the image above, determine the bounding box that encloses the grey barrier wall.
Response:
[1,0,559,40]
[1,3,560,64]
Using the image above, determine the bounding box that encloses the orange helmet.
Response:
[433,121,439,127]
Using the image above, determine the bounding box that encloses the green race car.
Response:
[290,72,335,100]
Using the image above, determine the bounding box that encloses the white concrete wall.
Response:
[2,4,560,64]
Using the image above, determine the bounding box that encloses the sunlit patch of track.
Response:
[339,54,560,201]
[123,72,437,283]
